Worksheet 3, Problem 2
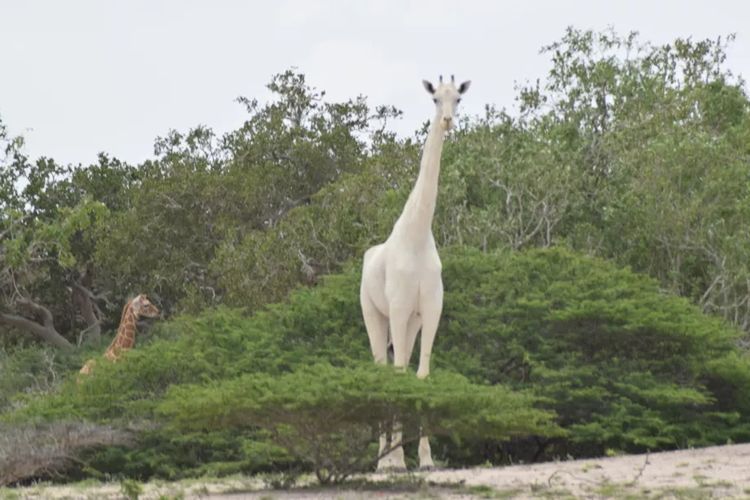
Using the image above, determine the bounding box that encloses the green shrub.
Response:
[0,343,87,413]
[158,363,559,483]
[437,246,750,458]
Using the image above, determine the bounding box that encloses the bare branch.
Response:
[0,298,73,350]
[0,422,133,486]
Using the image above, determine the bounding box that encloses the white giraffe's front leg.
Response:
[387,424,406,470]
[416,281,443,379]
[376,433,392,471]
[377,424,406,471]
[416,278,442,466]
[418,434,435,469]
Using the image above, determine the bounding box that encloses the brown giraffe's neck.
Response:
[103,299,138,361]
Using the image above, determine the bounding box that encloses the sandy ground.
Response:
[422,442,750,498]
[5,443,750,499]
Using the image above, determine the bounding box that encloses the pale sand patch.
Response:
[5,442,750,499]
[421,442,750,498]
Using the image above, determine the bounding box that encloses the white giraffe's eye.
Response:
[432,98,437,103]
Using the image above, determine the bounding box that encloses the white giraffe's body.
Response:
[360,76,470,470]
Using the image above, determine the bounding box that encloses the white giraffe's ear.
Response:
[458,80,471,94]
[422,80,435,94]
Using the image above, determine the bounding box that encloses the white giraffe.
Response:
[360,75,471,470]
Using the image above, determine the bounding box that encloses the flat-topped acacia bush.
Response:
[158,363,559,483]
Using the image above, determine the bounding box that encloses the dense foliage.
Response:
[4,248,750,481]
[437,247,750,460]
[2,28,750,485]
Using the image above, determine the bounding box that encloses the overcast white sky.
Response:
[1,0,749,166]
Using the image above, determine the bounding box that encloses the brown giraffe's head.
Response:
[131,294,160,319]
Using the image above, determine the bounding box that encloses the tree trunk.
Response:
[72,283,102,345]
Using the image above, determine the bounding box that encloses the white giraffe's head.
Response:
[423,75,471,131]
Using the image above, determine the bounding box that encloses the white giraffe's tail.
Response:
[387,334,394,363]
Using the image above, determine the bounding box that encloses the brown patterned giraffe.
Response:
[79,294,160,377]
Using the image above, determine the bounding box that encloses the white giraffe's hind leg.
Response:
[361,293,389,365]
[379,296,414,471]
[361,294,400,471]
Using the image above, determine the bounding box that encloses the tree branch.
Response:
[0,298,73,350]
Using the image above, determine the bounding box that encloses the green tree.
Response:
[0,118,113,349]
[94,70,394,314]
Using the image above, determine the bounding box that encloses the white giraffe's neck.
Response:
[392,115,445,240]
